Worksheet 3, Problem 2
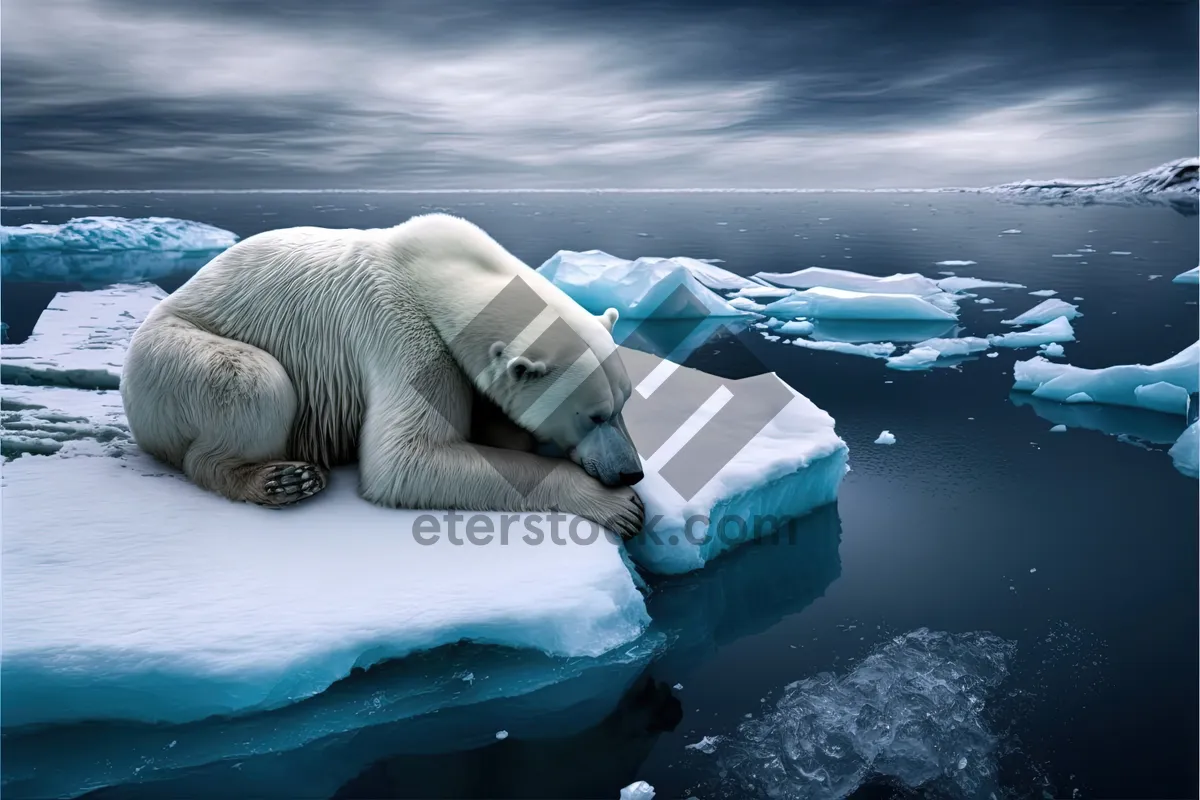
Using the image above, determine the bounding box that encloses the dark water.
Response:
[2,193,1198,799]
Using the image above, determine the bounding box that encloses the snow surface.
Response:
[762,286,958,322]
[537,250,755,319]
[1169,423,1199,478]
[1001,299,1082,326]
[619,347,848,576]
[720,629,1015,800]
[1173,266,1199,285]
[885,336,990,371]
[1012,341,1199,416]
[752,267,940,297]
[987,317,1076,349]
[1,216,238,285]
[1,283,165,389]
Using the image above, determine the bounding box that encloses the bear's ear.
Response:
[489,341,507,359]
[507,356,547,380]
[597,307,619,332]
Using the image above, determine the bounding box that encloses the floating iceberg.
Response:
[885,336,990,371]
[537,250,756,319]
[619,347,848,576]
[1170,423,1199,478]
[874,430,896,445]
[762,286,957,322]
[752,267,941,297]
[1040,342,1065,358]
[0,283,166,389]
[1173,266,1199,284]
[720,629,1015,800]
[1,216,238,286]
[791,338,896,359]
[1001,299,1082,326]
[987,317,1075,349]
[776,320,815,336]
[1011,341,1199,415]
[936,276,1025,293]
[620,781,656,800]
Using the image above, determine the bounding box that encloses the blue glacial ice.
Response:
[1001,299,1082,326]
[987,317,1075,349]
[762,287,958,322]
[718,629,1016,800]
[620,780,656,800]
[1,216,237,286]
[537,250,757,319]
[1174,266,1200,284]
[617,346,848,576]
[1012,341,1199,415]
[1169,423,1199,478]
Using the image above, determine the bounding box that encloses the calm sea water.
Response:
[2,193,1198,799]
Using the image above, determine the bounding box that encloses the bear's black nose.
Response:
[619,470,644,486]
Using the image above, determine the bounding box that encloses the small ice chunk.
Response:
[1039,342,1065,358]
[620,781,656,800]
[1000,229,1022,234]
[673,683,683,690]
[731,285,795,301]
[1001,299,1082,326]
[936,276,1025,293]
[685,735,724,754]
[1149,275,1162,280]
[987,352,999,358]
[1029,289,1058,297]
[791,338,896,359]
[1050,424,1067,432]
[1169,423,1199,478]
[536,250,754,319]
[495,730,509,740]
[1052,253,1083,258]
[763,286,958,322]
[934,260,977,266]
[976,297,995,305]
[988,317,1075,349]
[1110,251,1132,255]
[885,336,990,371]
[752,267,941,297]
[1172,266,1199,284]
[1012,342,1198,415]
[875,430,897,445]
[776,320,815,336]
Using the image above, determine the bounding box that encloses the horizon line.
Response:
[1,187,985,196]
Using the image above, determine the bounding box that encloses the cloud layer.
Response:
[3,0,1196,189]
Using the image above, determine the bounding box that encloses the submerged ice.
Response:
[719,629,1016,800]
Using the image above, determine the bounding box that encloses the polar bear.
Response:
[120,213,646,539]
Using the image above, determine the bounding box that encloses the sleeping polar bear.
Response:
[120,213,646,539]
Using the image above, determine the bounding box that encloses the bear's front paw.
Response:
[583,484,645,542]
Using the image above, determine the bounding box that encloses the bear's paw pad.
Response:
[256,462,327,507]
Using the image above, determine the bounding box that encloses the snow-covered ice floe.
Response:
[935,276,1025,293]
[1001,299,1081,326]
[719,629,1016,800]
[790,339,896,359]
[751,267,940,297]
[619,781,656,800]
[537,250,757,319]
[618,347,848,575]
[885,336,990,371]
[2,282,848,731]
[0,283,166,389]
[1173,266,1199,285]
[762,286,958,322]
[1011,341,1199,416]
[987,317,1075,349]
[1,216,237,285]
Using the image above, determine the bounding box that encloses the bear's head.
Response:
[481,306,643,487]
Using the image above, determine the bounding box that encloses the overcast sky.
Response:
[2,0,1196,190]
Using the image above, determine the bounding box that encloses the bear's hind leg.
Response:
[125,312,328,508]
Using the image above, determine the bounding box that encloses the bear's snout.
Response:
[618,470,644,486]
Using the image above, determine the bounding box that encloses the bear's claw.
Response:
[254,461,327,508]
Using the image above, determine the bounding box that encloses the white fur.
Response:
[120,214,643,534]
